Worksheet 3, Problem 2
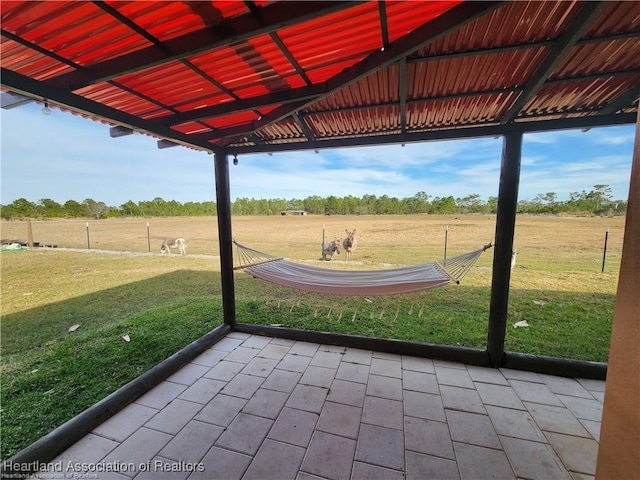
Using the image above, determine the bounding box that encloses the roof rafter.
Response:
[293,112,316,141]
[205,1,506,143]
[157,86,326,127]
[377,1,390,49]
[597,85,640,115]
[406,29,640,65]
[398,57,408,134]
[2,26,183,117]
[0,68,221,154]
[156,66,639,129]
[95,1,246,132]
[249,66,640,118]
[226,112,637,155]
[500,1,607,124]
[39,1,363,91]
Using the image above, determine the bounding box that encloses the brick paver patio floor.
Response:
[37,331,604,480]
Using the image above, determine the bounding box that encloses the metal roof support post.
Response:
[487,131,522,367]
[214,151,236,327]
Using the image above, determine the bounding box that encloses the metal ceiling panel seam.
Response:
[584,0,640,37]
[385,0,463,43]
[200,110,260,130]
[258,118,304,140]
[245,35,309,89]
[525,77,640,117]
[2,2,152,66]
[279,9,382,76]
[408,49,545,98]
[556,40,640,78]
[76,83,173,119]
[0,37,74,80]
[171,121,216,136]
[310,68,401,111]
[420,1,583,55]
[187,43,295,98]
[109,1,250,42]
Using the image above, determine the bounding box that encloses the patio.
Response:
[39,331,604,480]
[2,2,637,476]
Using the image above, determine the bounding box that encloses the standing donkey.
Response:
[160,237,187,255]
[323,238,341,261]
[342,229,358,261]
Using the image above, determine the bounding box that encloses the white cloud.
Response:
[589,127,636,145]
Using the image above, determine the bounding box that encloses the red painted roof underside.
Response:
[1,1,638,153]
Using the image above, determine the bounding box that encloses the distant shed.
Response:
[280,210,307,216]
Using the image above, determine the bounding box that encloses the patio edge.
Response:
[233,323,490,366]
[504,351,607,380]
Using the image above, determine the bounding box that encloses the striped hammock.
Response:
[233,240,493,296]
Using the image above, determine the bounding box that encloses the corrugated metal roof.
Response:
[1,0,638,154]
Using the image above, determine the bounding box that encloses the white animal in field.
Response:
[160,237,187,255]
[323,238,341,260]
[511,250,517,269]
[342,229,358,261]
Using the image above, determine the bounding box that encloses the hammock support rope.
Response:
[233,240,493,297]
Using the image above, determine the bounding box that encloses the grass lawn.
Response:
[0,214,623,459]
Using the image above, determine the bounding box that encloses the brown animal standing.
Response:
[323,238,341,261]
[342,229,358,261]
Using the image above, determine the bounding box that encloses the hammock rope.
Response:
[233,240,493,297]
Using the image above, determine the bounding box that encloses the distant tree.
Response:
[456,193,484,213]
[430,196,457,214]
[64,199,84,218]
[324,196,341,215]
[287,199,303,211]
[567,190,589,212]
[414,191,430,213]
[269,198,289,215]
[303,195,325,215]
[342,195,360,215]
[232,197,253,215]
[167,200,181,216]
[201,201,217,216]
[2,198,37,219]
[542,192,557,212]
[376,195,401,214]
[589,184,613,212]
[37,198,63,217]
[257,198,271,215]
[151,197,167,216]
[360,194,377,215]
[403,191,430,214]
[83,198,109,219]
[120,200,140,217]
[486,196,498,213]
[612,200,627,215]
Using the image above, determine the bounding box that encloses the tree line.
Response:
[0,185,626,220]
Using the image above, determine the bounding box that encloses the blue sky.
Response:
[1,103,634,207]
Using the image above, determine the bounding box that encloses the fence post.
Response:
[602,227,609,273]
[86,222,90,249]
[444,225,449,264]
[322,224,326,260]
[27,219,34,251]
[147,222,151,252]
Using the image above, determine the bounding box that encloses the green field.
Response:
[0,214,624,459]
